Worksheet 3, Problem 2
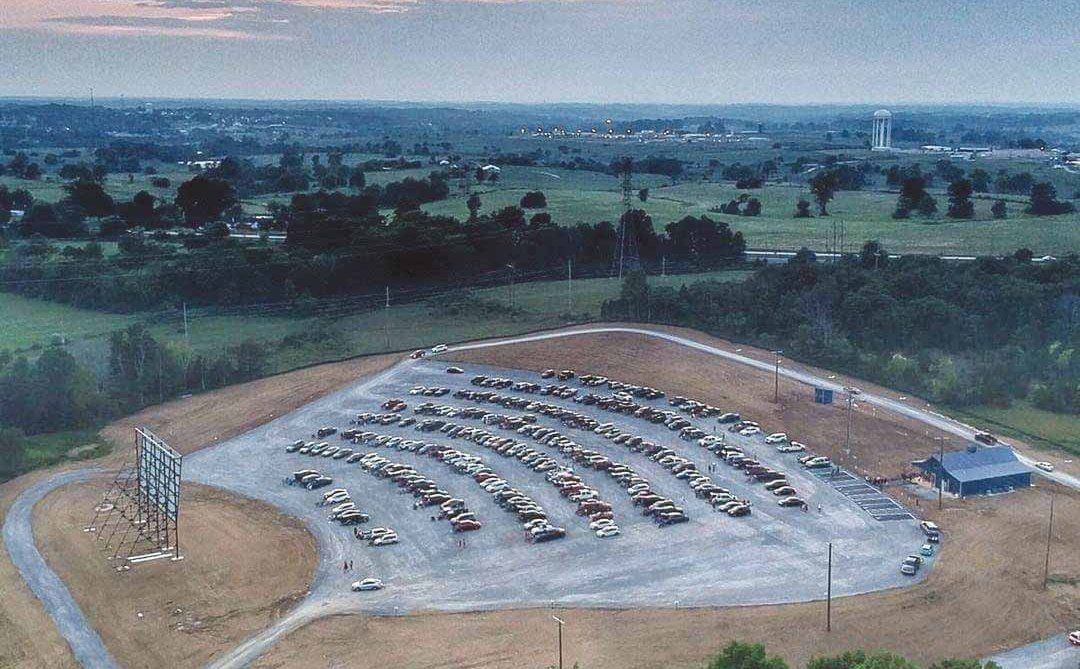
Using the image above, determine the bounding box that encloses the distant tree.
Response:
[348,167,366,189]
[466,192,482,221]
[63,180,114,218]
[895,175,936,218]
[705,641,789,669]
[860,240,889,269]
[794,198,813,218]
[809,170,840,216]
[0,427,25,481]
[946,178,975,219]
[1027,182,1075,216]
[852,652,919,669]
[520,191,547,209]
[175,175,236,226]
[991,199,1008,219]
[970,168,990,193]
[150,177,171,189]
[638,188,649,202]
[1013,247,1034,262]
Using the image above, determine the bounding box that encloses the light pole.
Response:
[773,350,783,403]
[552,615,565,669]
[507,263,515,310]
[933,436,948,510]
[826,541,833,632]
[1043,491,1055,589]
[843,387,855,466]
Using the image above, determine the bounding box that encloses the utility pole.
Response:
[661,256,666,276]
[1043,491,1055,589]
[937,437,946,510]
[507,264,515,310]
[826,542,833,631]
[844,387,854,464]
[384,286,390,350]
[552,615,565,669]
[773,350,783,403]
[182,303,189,341]
[566,259,572,315]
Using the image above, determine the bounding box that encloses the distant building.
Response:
[914,445,1031,497]
[871,109,893,151]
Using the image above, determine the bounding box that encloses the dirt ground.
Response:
[447,328,953,479]
[33,481,318,669]
[252,484,1080,669]
[100,352,400,458]
[0,351,397,668]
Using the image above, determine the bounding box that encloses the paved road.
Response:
[448,326,1080,493]
[2,469,120,669]
[989,634,1078,669]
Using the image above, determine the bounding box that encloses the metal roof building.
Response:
[915,445,1031,497]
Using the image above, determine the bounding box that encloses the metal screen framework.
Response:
[85,427,183,568]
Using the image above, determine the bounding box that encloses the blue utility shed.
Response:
[915,445,1031,497]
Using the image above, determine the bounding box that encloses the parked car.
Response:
[410,350,426,359]
[351,578,383,591]
[777,496,806,507]
[764,433,788,445]
[920,543,935,557]
[974,431,997,445]
[1035,461,1055,472]
[1069,630,1080,646]
[920,520,941,543]
[431,344,449,354]
[900,555,922,575]
[446,366,464,374]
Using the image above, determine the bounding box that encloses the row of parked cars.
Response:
[408,386,451,397]
[408,416,609,539]
[350,426,560,541]
[453,387,749,519]
[289,437,478,536]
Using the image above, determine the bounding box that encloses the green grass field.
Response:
[0,269,749,361]
[423,168,1080,255]
[953,402,1080,457]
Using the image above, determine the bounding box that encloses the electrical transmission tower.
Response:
[613,158,640,279]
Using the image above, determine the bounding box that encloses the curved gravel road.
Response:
[2,468,119,669]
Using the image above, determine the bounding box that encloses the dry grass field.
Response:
[34,481,317,669]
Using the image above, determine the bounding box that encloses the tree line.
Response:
[704,640,1000,669]
[0,325,270,481]
[2,201,745,312]
[603,245,1080,418]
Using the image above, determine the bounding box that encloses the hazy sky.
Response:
[2,0,1078,104]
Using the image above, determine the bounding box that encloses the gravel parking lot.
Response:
[184,358,928,614]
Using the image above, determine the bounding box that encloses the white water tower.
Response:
[872,109,893,150]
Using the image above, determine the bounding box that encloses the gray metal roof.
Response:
[931,446,1031,483]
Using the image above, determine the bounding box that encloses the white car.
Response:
[1068,630,1080,646]
[589,518,615,530]
[372,534,399,546]
[431,344,448,354]
[764,433,788,445]
[778,442,806,453]
[1034,461,1055,472]
[739,426,761,436]
[351,578,383,592]
[595,525,620,538]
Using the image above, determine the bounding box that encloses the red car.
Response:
[452,520,482,532]
[410,350,425,359]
